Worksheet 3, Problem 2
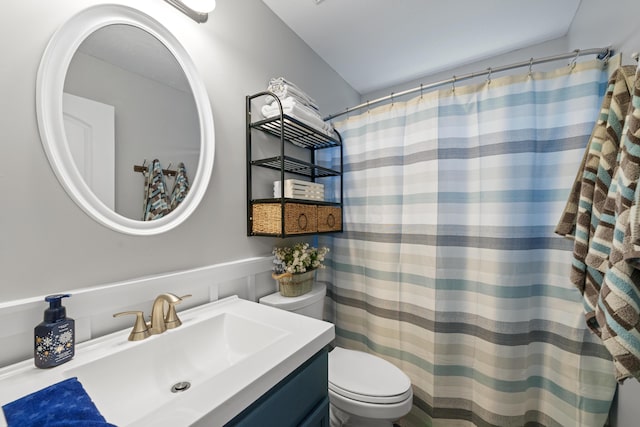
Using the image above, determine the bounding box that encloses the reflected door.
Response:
[63,93,115,209]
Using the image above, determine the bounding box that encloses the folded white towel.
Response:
[265,92,318,112]
[261,98,334,137]
[268,97,309,111]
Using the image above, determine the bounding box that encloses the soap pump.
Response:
[34,294,75,368]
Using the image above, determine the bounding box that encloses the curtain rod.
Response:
[325,47,612,121]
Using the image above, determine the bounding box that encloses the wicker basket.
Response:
[272,269,316,297]
[252,203,317,235]
[317,206,342,232]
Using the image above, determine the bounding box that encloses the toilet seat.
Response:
[328,347,412,405]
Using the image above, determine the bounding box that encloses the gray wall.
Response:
[1,0,359,301]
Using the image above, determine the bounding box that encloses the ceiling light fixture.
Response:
[164,0,216,23]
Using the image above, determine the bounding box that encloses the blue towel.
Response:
[2,377,116,427]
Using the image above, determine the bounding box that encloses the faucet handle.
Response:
[113,311,150,341]
[164,294,192,330]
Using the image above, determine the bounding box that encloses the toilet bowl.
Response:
[259,283,413,427]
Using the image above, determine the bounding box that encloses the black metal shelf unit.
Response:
[246,91,343,237]
[251,156,340,179]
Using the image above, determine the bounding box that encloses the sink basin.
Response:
[0,296,334,426]
[67,312,288,425]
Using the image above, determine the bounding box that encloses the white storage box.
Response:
[274,179,324,201]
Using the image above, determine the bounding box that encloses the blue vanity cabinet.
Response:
[225,349,329,427]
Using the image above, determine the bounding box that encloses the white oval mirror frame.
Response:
[36,4,214,235]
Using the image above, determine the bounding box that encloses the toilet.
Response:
[259,283,413,427]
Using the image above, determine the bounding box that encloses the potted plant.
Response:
[272,243,329,297]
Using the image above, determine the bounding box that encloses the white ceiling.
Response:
[261,0,582,94]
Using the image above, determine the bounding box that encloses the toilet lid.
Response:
[328,347,412,404]
[259,283,326,311]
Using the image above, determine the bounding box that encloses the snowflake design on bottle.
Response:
[60,330,73,345]
[35,329,74,362]
[35,331,54,361]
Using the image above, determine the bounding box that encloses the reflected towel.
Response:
[169,162,190,211]
[2,377,116,427]
[143,159,169,221]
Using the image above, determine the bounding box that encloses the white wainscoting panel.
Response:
[0,257,275,368]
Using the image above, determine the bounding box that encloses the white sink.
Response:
[67,312,288,424]
[0,296,334,426]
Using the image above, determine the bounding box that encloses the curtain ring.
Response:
[601,47,612,65]
[420,83,424,99]
[451,76,456,93]
[487,67,492,85]
[569,49,580,70]
[366,100,370,113]
[390,92,395,107]
[528,58,534,77]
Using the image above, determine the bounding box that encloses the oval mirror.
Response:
[36,4,214,235]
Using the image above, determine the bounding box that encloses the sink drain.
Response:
[171,381,191,393]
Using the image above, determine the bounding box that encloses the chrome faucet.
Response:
[113,293,191,341]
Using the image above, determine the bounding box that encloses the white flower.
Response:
[272,243,330,274]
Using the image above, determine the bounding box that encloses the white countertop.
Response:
[0,296,334,426]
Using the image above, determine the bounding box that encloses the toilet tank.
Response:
[259,283,326,320]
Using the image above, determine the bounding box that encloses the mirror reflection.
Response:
[63,24,200,220]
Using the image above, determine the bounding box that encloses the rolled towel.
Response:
[267,77,319,111]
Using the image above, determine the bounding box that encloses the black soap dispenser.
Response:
[34,294,75,368]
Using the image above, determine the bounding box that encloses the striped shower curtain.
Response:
[320,58,618,426]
